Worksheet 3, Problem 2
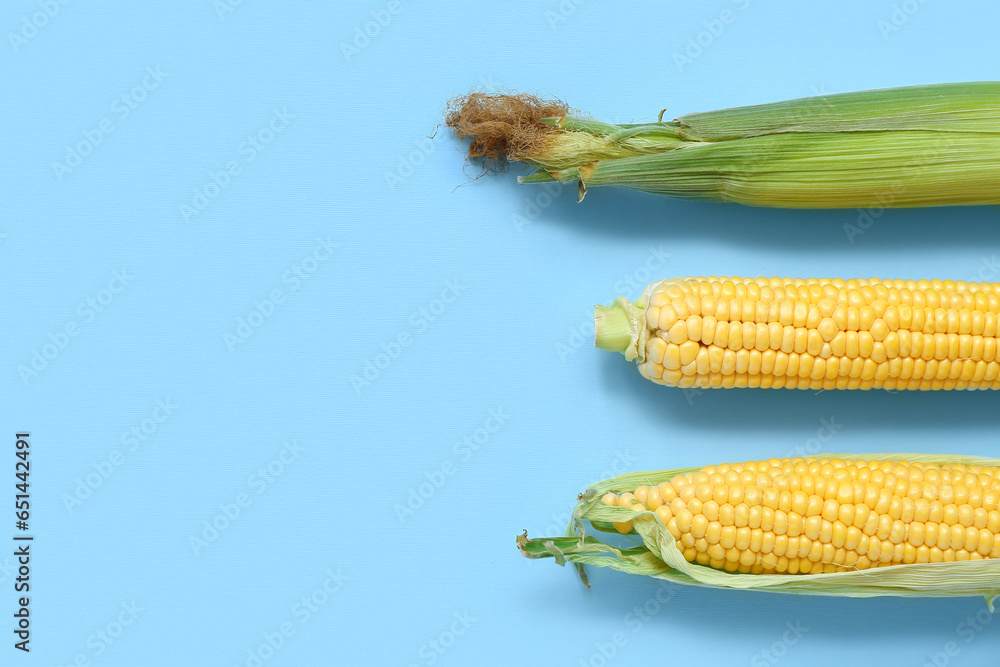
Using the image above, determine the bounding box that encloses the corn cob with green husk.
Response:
[518,454,1000,604]
[447,82,1000,208]
[596,275,1000,391]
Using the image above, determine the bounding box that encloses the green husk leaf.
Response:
[557,130,1000,208]
[520,453,1000,606]
[676,81,1000,140]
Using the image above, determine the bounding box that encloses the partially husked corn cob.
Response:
[447,82,1000,209]
[595,276,1000,391]
[602,457,1000,575]
[518,454,1000,601]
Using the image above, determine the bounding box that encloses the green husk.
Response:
[518,453,1000,607]
[448,82,1000,208]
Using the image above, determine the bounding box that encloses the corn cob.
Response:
[595,275,1000,391]
[518,454,1000,602]
[447,82,1000,208]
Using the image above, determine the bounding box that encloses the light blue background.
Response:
[4,0,1000,665]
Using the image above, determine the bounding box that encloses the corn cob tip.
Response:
[595,297,646,361]
[445,91,568,171]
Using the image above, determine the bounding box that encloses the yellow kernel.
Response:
[734,503,751,527]
[719,525,737,550]
[654,504,671,523]
[678,340,699,366]
[804,515,822,540]
[702,520,723,543]
[874,489,893,514]
[612,520,633,534]
[690,514,709,539]
[645,487,664,510]
[964,526,980,553]
[735,526,752,551]
[686,316,703,343]
[806,305,822,328]
[743,486,762,507]
[816,298,836,317]
[658,307,678,331]
[790,490,809,515]
[719,503,736,526]
[759,507,774,532]
[818,317,838,342]
[977,529,994,556]
[772,533,788,557]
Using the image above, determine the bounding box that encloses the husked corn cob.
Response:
[596,276,1000,391]
[447,82,1000,209]
[518,454,1000,601]
[602,457,1000,575]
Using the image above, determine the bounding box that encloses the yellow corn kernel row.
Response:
[602,457,1000,575]
[638,276,1000,390]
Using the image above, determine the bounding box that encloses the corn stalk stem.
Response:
[594,297,646,361]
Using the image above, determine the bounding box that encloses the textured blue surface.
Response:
[4,0,1000,664]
